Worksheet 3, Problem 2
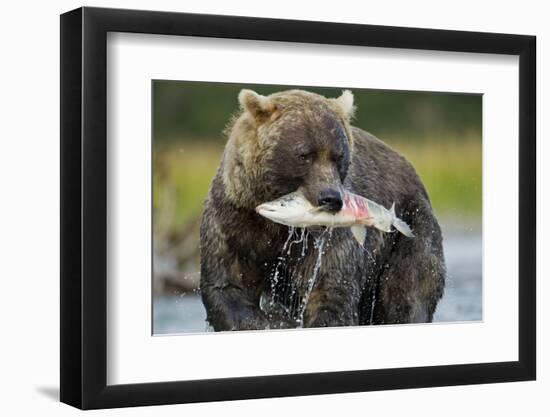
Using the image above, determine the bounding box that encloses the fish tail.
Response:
[390,203,414,237]
[392,216,414,237]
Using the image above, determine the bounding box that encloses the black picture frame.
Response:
[60,6,536,410]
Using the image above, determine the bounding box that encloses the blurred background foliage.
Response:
[154,81,481,142]
[152,80,482,295]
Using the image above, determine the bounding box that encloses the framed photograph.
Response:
[60,6,536,409]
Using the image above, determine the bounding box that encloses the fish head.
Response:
[255,192,313,227]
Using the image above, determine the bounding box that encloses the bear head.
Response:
[222,89,356,211]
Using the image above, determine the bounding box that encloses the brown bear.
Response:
[200,89,446,331]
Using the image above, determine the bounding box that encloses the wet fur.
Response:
[200,90,445,330]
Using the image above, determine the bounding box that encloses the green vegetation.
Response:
[153,143,222,234]
[154,81,482,143]
[390,135,482,219]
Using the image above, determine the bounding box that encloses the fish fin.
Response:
[390,202,396,216]
[393,217,414,238]
[350,225,367,246]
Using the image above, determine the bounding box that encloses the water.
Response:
[432,233,482,322]
[268,227,296,309]
[153,294,207,334]
[262,227,329,326]
[298,229,330,325]
[153,233,482,334]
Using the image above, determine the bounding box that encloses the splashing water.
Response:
[368,278,377,324]
[286,227,306,255]
[297,228,332,326]
[264,227,335,327]
[301,229,309,257]
[268,227,296,312]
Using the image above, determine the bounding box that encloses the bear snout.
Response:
[317,188,343,213]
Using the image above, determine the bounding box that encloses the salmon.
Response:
[256,190,414,245]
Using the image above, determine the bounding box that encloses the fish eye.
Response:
[298,152,313,163]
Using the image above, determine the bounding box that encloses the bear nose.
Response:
[318,188,343,213]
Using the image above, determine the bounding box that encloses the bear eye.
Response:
[298,152,313,163]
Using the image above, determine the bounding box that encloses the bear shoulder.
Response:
[348,126,430,206]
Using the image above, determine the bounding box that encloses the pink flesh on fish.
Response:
[340,193,374,225]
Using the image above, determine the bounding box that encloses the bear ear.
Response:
[332,90,355,120]
[238,89,277,123]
